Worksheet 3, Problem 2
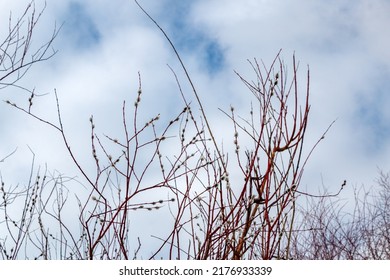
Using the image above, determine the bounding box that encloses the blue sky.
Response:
[62,2,102,49]
[1,0,390,258]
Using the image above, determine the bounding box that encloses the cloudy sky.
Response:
[1,0,390,258]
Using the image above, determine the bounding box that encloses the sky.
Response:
[1,0,390,258]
